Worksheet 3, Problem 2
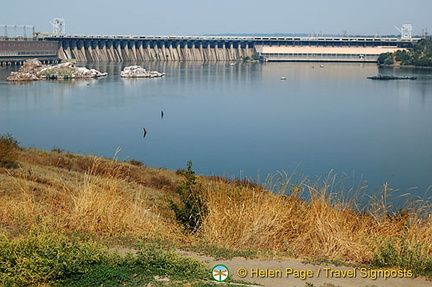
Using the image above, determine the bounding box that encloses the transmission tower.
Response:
[50,18,65,35]
[0,25,35,38]
[395,24,412,40]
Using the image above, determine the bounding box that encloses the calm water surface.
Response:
[1,62,431,202]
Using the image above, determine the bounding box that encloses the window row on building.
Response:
[0,51,57,56]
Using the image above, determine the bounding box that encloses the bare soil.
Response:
[181,251,432,287]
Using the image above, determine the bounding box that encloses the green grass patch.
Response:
[40,67,73,80]
[371,232,432,277]
[0,228,118,286]
[0,229,212,286]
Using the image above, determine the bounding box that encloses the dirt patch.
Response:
[181,251,431,287]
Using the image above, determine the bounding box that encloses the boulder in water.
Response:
[6,59,107,81]
[120,65,165,78]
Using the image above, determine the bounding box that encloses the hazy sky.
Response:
[2,0,431,36]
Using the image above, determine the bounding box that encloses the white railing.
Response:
[43,34,419,43]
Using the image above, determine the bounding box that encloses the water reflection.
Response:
[0,62,431,204]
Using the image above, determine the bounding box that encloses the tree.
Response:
[377,52,394,66]
[169,161,208,232]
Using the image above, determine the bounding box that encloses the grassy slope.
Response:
[1,147,432,284]
[0,148,180,238]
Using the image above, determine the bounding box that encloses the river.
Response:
[1,61,431,206]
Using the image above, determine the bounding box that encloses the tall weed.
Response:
[0,133,20,168]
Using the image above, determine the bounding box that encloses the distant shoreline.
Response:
[378,63,432,69]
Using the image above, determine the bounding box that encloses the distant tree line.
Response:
[378,38,432,67]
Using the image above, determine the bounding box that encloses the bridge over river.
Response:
[0,34,419,65]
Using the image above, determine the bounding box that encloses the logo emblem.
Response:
[212,264,229,282]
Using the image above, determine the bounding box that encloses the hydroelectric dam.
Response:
[46,34,416,63]
[1,34,418,65]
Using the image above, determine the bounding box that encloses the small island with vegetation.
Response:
[6,59,107,81]
[378,37,432,67]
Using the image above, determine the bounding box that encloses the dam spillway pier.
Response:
[1,34,419,65]
[46,35,256,62]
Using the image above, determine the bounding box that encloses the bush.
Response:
[170,161,208,232]
[414,57,432,67]
[65,243,209,286]
[394,50,411,64]
[0,229,119,286]
[40,67,73,80]
[135,242,208,279]
[0,230,210,286]
[0,133,20,168]
[251,53,261,61]
[377,52,394,65]
[371,232,432,275]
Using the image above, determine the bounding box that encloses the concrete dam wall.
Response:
[46,35,416,63]
[2,35,417,64]
[54,37,255,62]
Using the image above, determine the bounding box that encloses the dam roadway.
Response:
[1,34,419,64]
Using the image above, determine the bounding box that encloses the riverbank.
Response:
[378,63,432,70]
[0,140,431,285]
[377,38,432,67]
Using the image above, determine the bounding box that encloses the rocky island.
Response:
[6,59,107,81]
[367,74,417,80]
[120,65,165,78]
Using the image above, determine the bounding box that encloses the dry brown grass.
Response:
[201,176,432,264]
[1,147,431,269]
[0,148,182,240]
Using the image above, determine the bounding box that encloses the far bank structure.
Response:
[0,34,419,65]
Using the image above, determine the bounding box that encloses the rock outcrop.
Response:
[120,66,165,78]
[6,59,107,81]
[6,59,44,81]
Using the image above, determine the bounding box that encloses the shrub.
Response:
[394,50,411,64]
[149,175,175,191]
[0,229,119,286]
[65,243,209,286]
[251,53,261,61]
[371,232,432,275]
[0,230,210,286]
[135,242,208,279]
[40,67,73,80]
[0,133,20,168]
[377,52,394,65]
[126,159,143,166]
[170,161,208,232]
